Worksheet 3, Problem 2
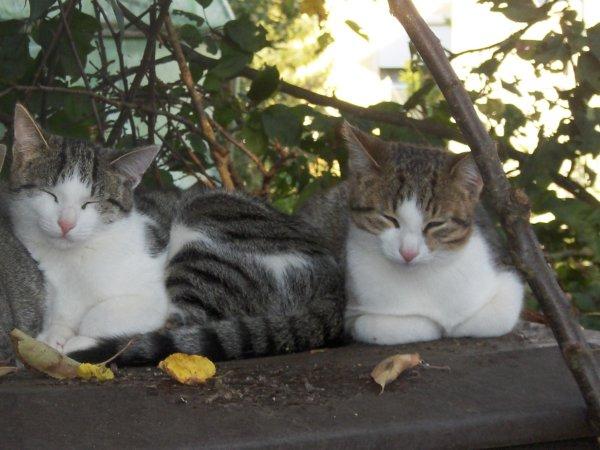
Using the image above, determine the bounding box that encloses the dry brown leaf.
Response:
[159,353,216,385]
[371,353,421,394]
[10,329,79,380]
[0,366,17,377]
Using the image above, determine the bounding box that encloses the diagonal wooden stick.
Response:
[388,0,600,433]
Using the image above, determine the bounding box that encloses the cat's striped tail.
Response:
[67,301,344,365]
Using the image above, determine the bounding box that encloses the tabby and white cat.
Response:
[301,122,524,345]
[0,144,45,362]
[7,104,344,364]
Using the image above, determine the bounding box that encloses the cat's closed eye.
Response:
[424,220,446,233]
[81,201,99,210]
[39,189,58,203]
[382,214,400,228]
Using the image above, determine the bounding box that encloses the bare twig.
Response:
[56,0,105,142]
[163,14,235,190]
[208,118,269,176]
[106,0,172,145]
[389,0,600,433]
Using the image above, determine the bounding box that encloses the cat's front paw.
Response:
[62,336,98,355]
[37,325,75,352]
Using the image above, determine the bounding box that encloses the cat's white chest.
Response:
[345,227,499,331]
[23,211,168,319]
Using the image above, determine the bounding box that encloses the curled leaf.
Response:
[10,329,79,380]
[0,366,17,377]
[159,353,216,385]
[77,363,115,382]
[371,353,421,394]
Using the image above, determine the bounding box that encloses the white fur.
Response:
[345,199,523,345]
[10,175,170,354]
[256,252,309,287]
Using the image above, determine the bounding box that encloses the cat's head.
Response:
[342,121,483,266]
[8,103,159,248]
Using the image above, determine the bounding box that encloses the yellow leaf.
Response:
[371,353,421,394]
[77,363,115,382]
[158,353,216,385]
[10,329,79,380]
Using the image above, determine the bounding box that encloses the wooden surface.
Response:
[1,323,598,449]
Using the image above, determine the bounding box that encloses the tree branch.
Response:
[163,14,235,190]
[389,0,600,433]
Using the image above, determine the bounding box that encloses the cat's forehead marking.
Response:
[54,168,91,200]
[396,197,423,232]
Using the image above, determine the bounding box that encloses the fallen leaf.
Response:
[159,353,216,385]
[0,366,17,377]
[10,329,79,380]
[77,363,115,382]
[371,353,421,394]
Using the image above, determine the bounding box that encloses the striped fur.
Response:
[70,189,345,364]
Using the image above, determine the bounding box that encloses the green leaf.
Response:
[29,0,56,20]
[0,21,33,81]
[248,65,280,103]
[210,45,252,79]
[486,0,552,23]
[345,20,369,41]
[173,10,205,27]
[224,17,269,53]
[587,23,600,61]
[178,24,202,48]
[576,52,600,91]
[262,104,303,146]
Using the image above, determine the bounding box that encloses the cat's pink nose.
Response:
[401,249,418,263]
[58,218,75,236]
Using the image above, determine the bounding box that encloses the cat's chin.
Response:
[45,234,86,249]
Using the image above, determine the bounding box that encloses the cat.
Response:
[7,104,345,364]
[8,104,172,355]
[300,122,524,345]
[0,144,46,362]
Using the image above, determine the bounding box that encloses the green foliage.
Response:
[0,0,598,328]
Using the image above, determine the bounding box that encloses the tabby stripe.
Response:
[107,198,127,211]
[170,248,259,289]
[170,291,223,319]
[237,318,255,357]
[202,327,227,360]
[173,262,249,295]
[350,206,376,213]
[54,144,67,185]
[91,151,99,194]
[451,217,471,228]
[263,318,277,355]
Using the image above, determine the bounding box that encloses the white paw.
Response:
[37,325,75,352]
[62,336,98,355]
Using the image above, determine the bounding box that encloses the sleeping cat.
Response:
[0,144,46,362]
[8,104,344,364]
[300,122,523,345]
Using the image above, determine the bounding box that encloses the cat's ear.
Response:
[13,103,49,164]
[450,153,483,198]
[341,121,388,174]
[0,144,6,172]
[110,145,160,187]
